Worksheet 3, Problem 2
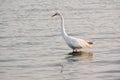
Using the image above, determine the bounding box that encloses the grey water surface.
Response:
[0,0,120,80]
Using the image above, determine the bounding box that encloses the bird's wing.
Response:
[65,36,91,48]
[77,39,90,48]
[66,36,81,48]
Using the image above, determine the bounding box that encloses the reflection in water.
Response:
[59,51,93,76]
[66,51,93,62]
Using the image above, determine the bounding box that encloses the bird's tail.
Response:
[88,42,93,48]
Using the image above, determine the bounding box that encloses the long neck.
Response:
[59,14,68,38]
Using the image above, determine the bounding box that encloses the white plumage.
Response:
[52,12,93,52]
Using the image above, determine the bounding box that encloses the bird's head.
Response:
[52,13,60,17]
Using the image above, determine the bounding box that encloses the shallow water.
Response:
[0,0,120,80]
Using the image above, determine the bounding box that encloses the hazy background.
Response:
[0,0,120,80]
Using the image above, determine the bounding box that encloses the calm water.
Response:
[0,0,120,80]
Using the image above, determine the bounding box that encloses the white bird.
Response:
[52,12,93,52]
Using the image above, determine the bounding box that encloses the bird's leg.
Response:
[73,48,83,52]
[73,49,75,52]
[73,49,77,52]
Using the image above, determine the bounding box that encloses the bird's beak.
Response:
[51,13,57,17]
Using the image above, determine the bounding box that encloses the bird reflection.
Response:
[66,51,93,62]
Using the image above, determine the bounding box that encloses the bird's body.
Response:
[52,12,93,52]
[63,35,93,51]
